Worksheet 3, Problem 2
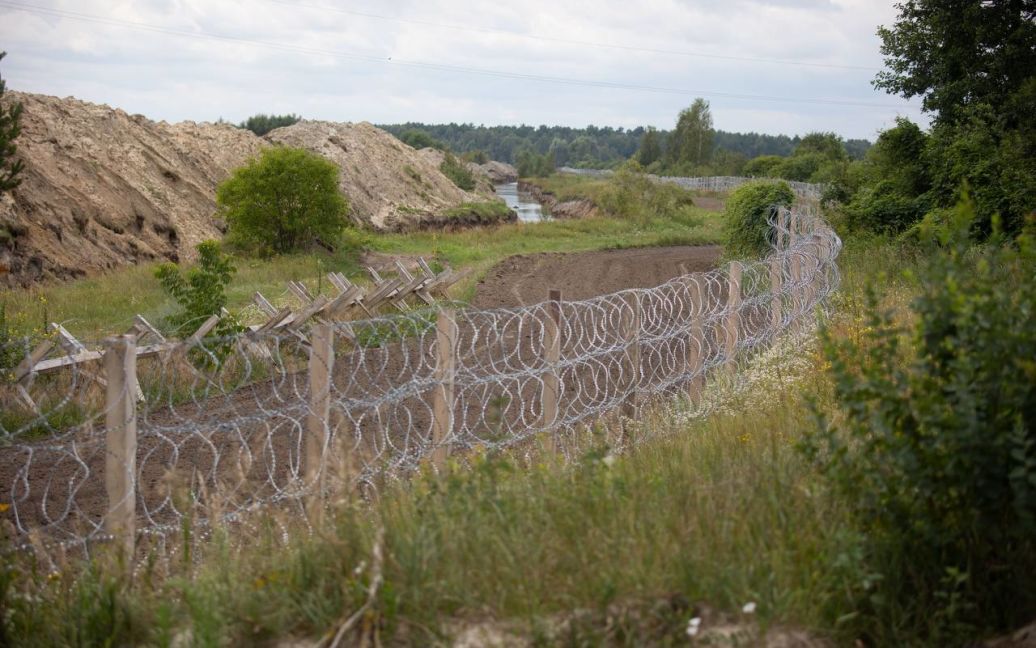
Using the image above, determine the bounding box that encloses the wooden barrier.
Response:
[724,262,742,368]
[621,292,642,420]
[540,289,562,452]
[431,309,457,467]
[104,335,137,556]
[685,277,704,400]
[305,323,335,520]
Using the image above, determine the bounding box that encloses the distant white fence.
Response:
[558,167,826,200]
[0,205,840,556]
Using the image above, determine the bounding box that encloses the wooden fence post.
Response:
[724,262,742,370]
[770,255,783,333]
[621,292,642,420]
[431,309,457,467]
[686,278,704,400]
[540,289,562,453]
[104,335,137,556]
[305,323,335,521]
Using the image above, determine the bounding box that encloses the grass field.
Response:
[0,191,721,340]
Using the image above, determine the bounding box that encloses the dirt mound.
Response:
[0,93,513,286]
[480,160,518,183]
[415,147,496,195]
[0,91,265,286]
[472,245,722,308]
[266,121,504,231]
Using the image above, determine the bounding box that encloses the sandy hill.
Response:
[0,92,507,287]
[266,120,494,230]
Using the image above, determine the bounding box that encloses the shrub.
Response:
[722,181,795,258]
[154,241,239,337]
[398,129,443,150]
[804,197,1036,642]
[218,147,349,253]
[440,152,476,191]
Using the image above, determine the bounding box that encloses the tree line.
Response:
[377,120,870,169]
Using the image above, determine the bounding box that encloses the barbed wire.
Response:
[0,204,840,555]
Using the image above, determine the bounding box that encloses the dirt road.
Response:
[472,245,723,308]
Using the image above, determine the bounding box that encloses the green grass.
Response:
[440,200,513,220]
[0,206,724,339]
[0,392,854,646]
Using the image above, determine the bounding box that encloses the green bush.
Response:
[237,113,300,136]
[722,181,795,258]
[154,241,239,338]
[804,198,1036,642]
[439,152,476,191]
[218,147,349,253]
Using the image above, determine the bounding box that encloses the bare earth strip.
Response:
[471,245,723,308]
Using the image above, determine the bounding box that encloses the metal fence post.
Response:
[431,309,457,467]
[104,334,137,556]
[540,289,562,454]
[306,323,335,520]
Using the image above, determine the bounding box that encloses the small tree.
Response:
[636,127,662,167]
[154,241,237,336]
[0,51,25,194]
[217,147,349,254]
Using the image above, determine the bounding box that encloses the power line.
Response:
[0,1,913,110]
[266,0,880,73]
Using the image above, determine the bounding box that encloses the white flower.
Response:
[742,601,757,614]
[686,617,702,637]
[602,454,616,467]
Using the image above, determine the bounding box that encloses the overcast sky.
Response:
[0,0,925,140]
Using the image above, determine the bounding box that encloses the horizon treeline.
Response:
[377,120,871,168]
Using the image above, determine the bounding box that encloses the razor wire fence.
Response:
[557,166,826,200]
[0,205,841,555]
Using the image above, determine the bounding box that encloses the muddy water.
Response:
[494,182,547,222]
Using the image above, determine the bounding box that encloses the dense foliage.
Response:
[839,0,1036,236]
[237,113,301,136]
[154,241,238,337]
[515,149,555,177]
[806,200,1036,642]
[663,98,714,172]
[217,147,349,253]
[439,151,476,191]
[721,181,795,258]
[379,120,870,168]
[0,51,24,194]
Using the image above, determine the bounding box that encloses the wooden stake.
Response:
[724,262,742,369]
[770,255,782,333]
[686,278,704,400]
[540,289,562,453]
[621,292,642,420]
[104,335,137,557]
[431,309,457,467]
[305,323,335,521]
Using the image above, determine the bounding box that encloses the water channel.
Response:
[494,182,547,223]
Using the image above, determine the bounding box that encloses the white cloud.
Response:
[0,0,924,138]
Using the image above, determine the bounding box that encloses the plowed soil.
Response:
[472,245,723,307]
